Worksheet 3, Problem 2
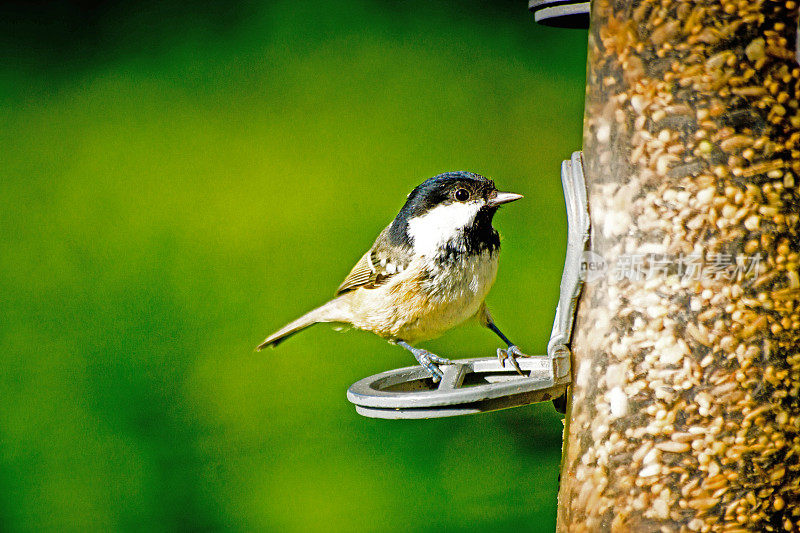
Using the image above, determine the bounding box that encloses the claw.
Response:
[411,348,452,382]
[394,340,454,382]
[497,345,526,375]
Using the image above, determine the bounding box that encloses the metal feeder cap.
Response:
[529,0,590,29]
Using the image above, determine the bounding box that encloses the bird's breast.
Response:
[420,249,499,304]
[393,249,499,342]
[345,249,499,343]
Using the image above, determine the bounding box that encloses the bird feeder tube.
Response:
[557,1,800,531]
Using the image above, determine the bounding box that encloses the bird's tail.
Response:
[256,295,351,350]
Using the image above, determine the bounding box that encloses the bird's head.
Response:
[388,172,523,255]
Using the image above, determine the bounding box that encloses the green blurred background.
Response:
[1,1,586,530]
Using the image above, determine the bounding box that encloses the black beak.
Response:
[487,191,523,207]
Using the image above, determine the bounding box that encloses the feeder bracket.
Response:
[346,152,589,419]
[548,151,589,379]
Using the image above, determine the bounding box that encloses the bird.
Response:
[256,171,528,380]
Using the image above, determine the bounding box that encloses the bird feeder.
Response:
[346,152,589,418]
[557,1,800,531]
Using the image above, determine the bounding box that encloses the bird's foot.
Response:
[497,345,527,375]
[395,340,453,382]
[410,348,453,382]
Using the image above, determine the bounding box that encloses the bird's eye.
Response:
[454,188,469,201]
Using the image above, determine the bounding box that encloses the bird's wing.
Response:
[336,251,376,294]
[335,228,410,295]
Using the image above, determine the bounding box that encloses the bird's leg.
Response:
[486,323,525,375]
[396,340,452,382]
[478,304,526,374]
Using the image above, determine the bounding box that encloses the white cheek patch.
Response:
[407,201,483,255]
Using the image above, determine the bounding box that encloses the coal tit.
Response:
[257,171,528,380]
